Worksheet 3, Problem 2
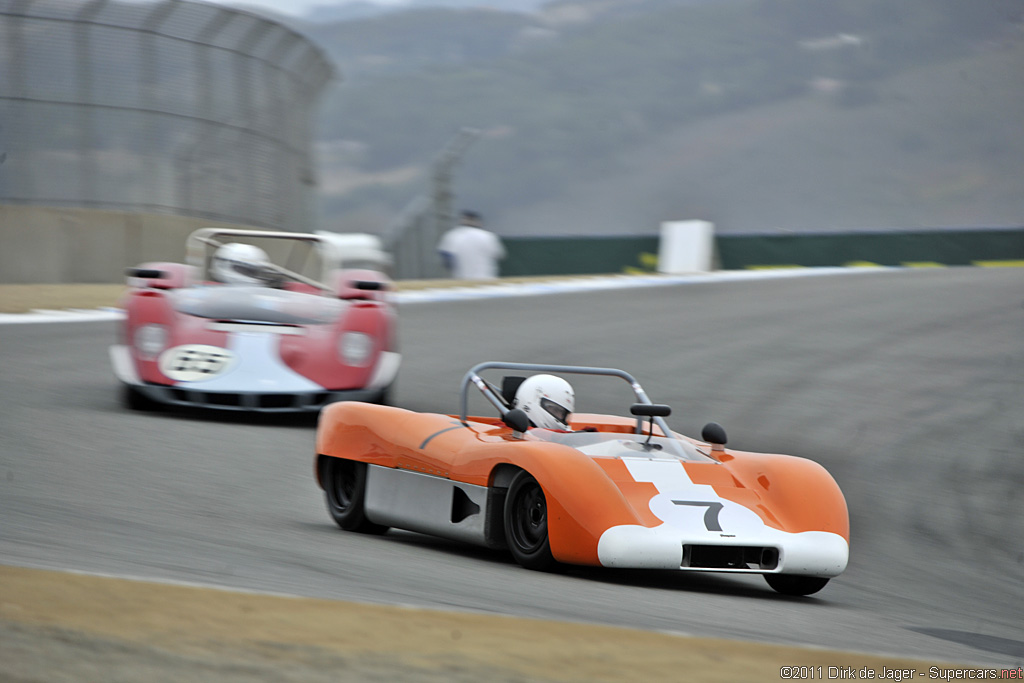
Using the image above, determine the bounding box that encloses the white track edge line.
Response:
[0,267,887,325]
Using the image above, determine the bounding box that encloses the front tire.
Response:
[765,574,830,596]
[322,457,389,534]
[372,382,393,406]
[122,384,158,412]
[504,470,556,571]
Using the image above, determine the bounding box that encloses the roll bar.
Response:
[459,361,671,438]
[186,227,333,293]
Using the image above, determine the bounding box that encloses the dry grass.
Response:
[0,284,128,313]
[0,565,958,683]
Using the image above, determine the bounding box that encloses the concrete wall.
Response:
[0,205,255,284]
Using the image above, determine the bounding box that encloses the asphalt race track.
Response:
[1,266,1022,669]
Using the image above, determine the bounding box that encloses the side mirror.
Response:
[126,268,167,279]
[125,263,191,290]
[503,408,530,434]
[631,403,671,446]
[331,269,392,300]
[630,403,671,417]
[701,422,728,446]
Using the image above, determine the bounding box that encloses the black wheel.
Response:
[372,382,393,406]
[764,574,830,596]
[504,470,556,571]
[122,384,158,412]
[322,458,389,534]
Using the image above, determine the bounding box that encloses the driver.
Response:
[512,374,575,431]
[210,243,280,287]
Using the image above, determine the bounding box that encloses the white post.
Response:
[657,220,715,273]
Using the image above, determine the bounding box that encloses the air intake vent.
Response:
[259,394,296,409]
[682,545,779,570]
[450,486,481,524]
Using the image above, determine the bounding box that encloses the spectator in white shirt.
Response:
[437,210,506,280]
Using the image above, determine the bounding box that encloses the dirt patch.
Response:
[0,565,953,682]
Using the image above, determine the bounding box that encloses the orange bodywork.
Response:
[316,402,849,565]
[686,450,849,541]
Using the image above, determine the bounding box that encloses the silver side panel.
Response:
[364,466,491,547]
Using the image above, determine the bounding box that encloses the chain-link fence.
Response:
[0,0,335,231]
[383,127,480,279]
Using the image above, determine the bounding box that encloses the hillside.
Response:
[304,0,1024,236]
[494,37,1024,236]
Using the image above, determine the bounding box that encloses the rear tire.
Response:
[765,574,830,596]
[322,457,389,534]
[504,470,556,571]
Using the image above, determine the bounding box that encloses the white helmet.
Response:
[211,243,272,285]
[513,374,575,431]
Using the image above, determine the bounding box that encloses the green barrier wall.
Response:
[716,228,1024,269]
[501,227,1024,276]
[502,235,659,276]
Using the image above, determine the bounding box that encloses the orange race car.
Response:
[315,362,849,595]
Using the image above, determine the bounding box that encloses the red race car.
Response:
[315,362,849,596]
[110,228,399,412]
